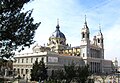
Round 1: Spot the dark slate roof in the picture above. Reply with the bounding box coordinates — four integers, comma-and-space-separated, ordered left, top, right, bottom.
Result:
51, 24, 66, 39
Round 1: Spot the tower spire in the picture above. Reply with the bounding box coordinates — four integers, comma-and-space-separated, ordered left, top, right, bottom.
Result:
56, 18, 60, 30
99, 24, 101, 33
57, 18, 59, 25
98, 23, 103, 36
84, 15, 88, 29
85, 15, 87, 24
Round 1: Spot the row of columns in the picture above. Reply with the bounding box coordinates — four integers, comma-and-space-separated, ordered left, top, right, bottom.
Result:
90, 62, 101, 73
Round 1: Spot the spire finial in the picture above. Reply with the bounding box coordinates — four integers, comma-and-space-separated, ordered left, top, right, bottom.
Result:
85, 15, 87, 24
83, 15, 88, 29
85, 15, 86, 22
98, 24, 103, 36
57, 18, 59, 25
99, 23, 101, 33
56, 18, 60, 30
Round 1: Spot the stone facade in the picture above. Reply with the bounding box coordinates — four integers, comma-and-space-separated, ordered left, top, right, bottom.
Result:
13, 52, 85, 80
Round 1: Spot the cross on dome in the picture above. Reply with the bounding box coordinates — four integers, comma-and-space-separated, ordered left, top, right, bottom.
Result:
56, 18, 60, 30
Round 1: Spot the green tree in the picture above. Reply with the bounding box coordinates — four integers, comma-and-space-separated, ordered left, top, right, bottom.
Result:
0, 0, 40, 58
64, 62, 76, 83
38, 58, 48, 81
76, 65, 90, 83
55, 69, 64, 82
30, 59, 39, 81
50, 69, 64, 82
31, 58, 48, 81
47, 63, 90, 83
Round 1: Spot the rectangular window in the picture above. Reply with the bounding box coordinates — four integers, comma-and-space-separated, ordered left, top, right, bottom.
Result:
83, 53, 85, 57
22, 58, 24, 63
26, 69, 28, 74
17, 69, 20, 74
31, 58, 33, 63
18, 59, 20, 63
26, 58, 28, 63
21, 69, 23, 74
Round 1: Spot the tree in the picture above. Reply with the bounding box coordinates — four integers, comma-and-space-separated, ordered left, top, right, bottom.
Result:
76, 65, 90, 83
46, 63, 90, 83
55, 69, 64, 81
38, 58, 48, 81
30, 59, 39, 81
64, 63, 90, 83
31, 58, 48, 82
50, 69, 65, 82
64, 62, 76, 83
0, 0, 41, 58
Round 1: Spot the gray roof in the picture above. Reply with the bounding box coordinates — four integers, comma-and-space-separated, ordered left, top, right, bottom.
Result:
50, 24, 66, 39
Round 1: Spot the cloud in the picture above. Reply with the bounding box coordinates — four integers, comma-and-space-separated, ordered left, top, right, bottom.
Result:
104, 23, 120, 62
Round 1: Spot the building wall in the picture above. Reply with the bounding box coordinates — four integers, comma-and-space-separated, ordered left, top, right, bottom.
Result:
101, 60, 113, 73
13, 52, 85, 80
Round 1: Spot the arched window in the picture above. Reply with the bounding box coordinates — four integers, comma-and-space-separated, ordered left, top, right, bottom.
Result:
87, 33, 89, 38
101, 39, 103, 43
36, 58, 38, 62
98, 38, 100, 43
60, 41, 63, 44
82, 32, 85, 38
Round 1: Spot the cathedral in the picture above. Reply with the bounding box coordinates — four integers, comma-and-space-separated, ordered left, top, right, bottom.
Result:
13, 18, 117, 80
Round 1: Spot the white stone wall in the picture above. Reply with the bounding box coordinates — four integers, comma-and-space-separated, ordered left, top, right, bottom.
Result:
13, 52, 85, 80
13, 52, 47, 80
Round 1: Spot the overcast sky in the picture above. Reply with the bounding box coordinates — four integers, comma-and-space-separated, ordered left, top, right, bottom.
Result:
21, 0, 120, 64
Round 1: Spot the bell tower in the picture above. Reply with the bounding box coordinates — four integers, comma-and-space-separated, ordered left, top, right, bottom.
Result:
80, 15, 90, 60
96, 24, 104, 59
96, 25, 104, 48
81, 15, 90, 45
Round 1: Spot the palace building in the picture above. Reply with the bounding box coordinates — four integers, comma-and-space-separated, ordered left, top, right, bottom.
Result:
13, 18, 117, 80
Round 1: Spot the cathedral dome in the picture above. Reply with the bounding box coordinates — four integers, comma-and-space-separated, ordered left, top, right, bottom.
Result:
50, 23, 66, 39
52, 27, 66, 39
48, 19, 66, 48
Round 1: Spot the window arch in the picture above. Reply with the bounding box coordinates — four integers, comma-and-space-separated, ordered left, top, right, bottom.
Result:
101, 39, 103, 43
97, 38, 100, 43
82, 32, 85, 38
87, 33, 89, 38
